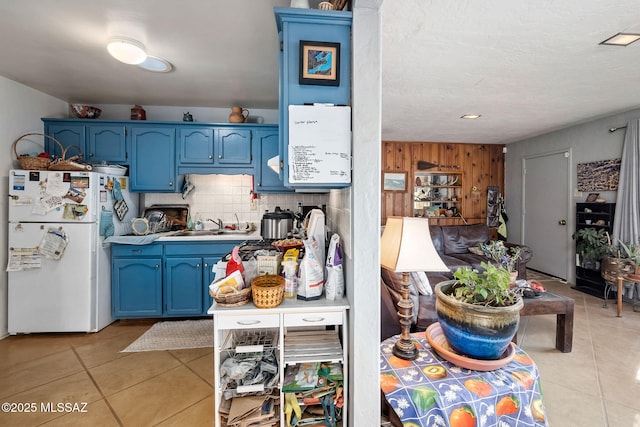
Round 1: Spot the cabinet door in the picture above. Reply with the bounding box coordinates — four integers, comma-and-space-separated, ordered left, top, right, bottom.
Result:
130, 126, 177, 192
112, 258, 162, 318
88, 124, 127, 163
255, 129, 293, 194
217, 128, 252, 165
45, 123, 86, 158
179, 127, 215, 164
203, 257, 218, 314
165, 257, 204, 316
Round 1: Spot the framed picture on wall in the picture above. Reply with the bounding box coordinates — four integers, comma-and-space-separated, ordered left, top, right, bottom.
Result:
299, 40, 340, 86
383, 172, 407, 191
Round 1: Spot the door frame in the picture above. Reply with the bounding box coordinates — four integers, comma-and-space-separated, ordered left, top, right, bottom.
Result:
521, 148, 573, 281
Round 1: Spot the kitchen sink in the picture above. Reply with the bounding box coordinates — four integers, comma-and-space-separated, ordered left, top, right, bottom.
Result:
169, 229, 225, 237
168, 228, 252, 237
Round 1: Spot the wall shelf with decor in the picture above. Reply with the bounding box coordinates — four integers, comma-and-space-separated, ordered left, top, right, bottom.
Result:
413, 171, 463, 220
574, 202, 616, 298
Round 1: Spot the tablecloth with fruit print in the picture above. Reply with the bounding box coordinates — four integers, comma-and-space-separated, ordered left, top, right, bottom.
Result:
380, 334, 548, 427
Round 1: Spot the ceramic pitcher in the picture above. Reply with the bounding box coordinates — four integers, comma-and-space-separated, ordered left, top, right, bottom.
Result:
229, 107, 249, 123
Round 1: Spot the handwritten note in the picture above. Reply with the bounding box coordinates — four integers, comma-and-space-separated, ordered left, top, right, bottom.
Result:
288, 105, 351, 184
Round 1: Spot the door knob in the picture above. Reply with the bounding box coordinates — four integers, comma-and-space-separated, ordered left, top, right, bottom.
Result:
559, 219, 567, 225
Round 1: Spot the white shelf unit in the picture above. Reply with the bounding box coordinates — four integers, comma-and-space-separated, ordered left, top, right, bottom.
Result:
210, 297, 350, 427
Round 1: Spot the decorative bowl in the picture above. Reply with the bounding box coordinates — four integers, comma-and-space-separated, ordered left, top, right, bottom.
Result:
70, 104, 102, 119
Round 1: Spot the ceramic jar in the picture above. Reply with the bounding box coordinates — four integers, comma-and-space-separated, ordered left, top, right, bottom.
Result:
229, 106, 249, 123
131, 105, 146, 120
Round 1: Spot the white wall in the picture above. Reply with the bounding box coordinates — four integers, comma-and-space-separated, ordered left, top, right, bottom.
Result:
350, 1, 382, 425
505, 108, 640, 283
0, 76, 69, 338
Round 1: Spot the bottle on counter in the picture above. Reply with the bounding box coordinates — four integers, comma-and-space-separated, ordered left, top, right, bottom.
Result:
186, 215, 193, 230
194, 214, 203, 231
282, 248, 299, 299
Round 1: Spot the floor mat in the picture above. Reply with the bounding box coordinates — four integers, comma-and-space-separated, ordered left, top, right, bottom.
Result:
121, 319, 213, 352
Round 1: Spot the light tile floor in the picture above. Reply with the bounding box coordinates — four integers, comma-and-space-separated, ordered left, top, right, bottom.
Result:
1, 280, 639, 426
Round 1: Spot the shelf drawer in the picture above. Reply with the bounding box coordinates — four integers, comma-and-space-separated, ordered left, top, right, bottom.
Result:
112, 244, 163, 257
216, 313, 279, 330
284, 311, 343, 327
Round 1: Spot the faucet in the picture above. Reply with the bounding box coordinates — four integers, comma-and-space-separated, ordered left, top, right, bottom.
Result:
207, 218, 223, 229
234, 213, 240, 230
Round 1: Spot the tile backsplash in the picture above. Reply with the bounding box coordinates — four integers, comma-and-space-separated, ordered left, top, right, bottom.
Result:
142, 174, 328, 227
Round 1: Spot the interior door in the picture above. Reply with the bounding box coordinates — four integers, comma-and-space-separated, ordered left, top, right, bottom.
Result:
523, 150, 571, 279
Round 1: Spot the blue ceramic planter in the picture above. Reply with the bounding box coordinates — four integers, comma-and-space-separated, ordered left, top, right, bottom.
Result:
435, 280, 523, 360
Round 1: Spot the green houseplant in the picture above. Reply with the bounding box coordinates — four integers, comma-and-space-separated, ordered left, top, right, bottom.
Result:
572, 227, 610, 270
434, 262, 523, 360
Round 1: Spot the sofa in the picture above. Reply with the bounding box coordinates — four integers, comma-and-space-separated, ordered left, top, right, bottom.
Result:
380, 223, 533, 337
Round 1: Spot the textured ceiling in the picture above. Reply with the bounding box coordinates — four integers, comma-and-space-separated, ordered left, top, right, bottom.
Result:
1, 1, 640, 144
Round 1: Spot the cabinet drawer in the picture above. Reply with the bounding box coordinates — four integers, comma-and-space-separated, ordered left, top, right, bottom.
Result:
284, 311, 343, 327
112, 244, 163, 257
216, 313, 279, 330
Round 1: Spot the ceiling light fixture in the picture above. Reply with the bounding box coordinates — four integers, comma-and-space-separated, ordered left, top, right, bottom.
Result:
137, 55, 173, 73
461, 114, 481, 119
600, 33, 640, 46
107, 37, 147, 64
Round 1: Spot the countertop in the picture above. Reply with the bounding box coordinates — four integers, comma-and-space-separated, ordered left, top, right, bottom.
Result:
106, 230, 262, 245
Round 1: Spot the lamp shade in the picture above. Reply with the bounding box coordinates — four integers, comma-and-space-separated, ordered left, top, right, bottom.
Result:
107, 37, 147, 65
380, 216, 448, 273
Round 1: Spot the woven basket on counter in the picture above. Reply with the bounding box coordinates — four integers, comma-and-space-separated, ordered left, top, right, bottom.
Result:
251, 275, 285, 309
210, 285, 252, 307
12, 132, 62, 170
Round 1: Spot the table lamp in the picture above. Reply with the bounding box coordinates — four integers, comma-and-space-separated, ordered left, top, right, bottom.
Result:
380, 216, 448, 360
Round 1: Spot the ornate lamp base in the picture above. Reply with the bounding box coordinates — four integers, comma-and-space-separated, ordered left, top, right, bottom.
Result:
392, 272, 418, 360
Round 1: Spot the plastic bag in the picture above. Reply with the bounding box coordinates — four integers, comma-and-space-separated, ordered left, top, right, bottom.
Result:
225, 245, 244, 277
325, 233, 344, 300
297, 235, 324, 300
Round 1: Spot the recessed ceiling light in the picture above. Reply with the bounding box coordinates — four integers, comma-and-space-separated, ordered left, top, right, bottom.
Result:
600, 33, 640, 46
107, 37, 147, 64
137, 55, 173, 73
461, 114, 481, 119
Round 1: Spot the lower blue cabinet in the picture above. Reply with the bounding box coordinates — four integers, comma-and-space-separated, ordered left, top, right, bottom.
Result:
165, 257, 204, 316
112, 258, 163, 318
112, 242, 238, 319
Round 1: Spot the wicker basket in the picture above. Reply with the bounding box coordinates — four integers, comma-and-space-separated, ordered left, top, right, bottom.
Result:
252, 275, 285, 308
12, 132, 62, 170
210, 285, 252, 307
49, 145, 90, 171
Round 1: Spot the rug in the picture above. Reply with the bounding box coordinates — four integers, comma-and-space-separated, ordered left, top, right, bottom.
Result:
121, 319, 213, 352
526, 268, 562, 282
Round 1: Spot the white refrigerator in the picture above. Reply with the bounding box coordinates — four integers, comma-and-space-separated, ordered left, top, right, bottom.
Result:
7, 169, 139, 334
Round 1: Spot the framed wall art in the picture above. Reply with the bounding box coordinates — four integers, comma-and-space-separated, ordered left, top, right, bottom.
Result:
383, 172, 407, 191
299, 40, 340, 86
577, 158, 621, 191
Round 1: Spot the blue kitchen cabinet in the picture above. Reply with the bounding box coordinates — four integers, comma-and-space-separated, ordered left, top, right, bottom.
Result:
112, 258, 163, 318
217, 128, 252, 165
178, 126, 215, 165
164, 257, 204, 316
44, 122, 85, 159
203, 257, 219, 314
87, 124, 127, 163
130, 126, 178, 192
254, 127, 293, 193
274, 8, 352, 189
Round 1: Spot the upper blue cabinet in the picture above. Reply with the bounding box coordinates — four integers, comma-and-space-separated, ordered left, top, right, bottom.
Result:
274, 7, 352, 189
44, 119, 127, 164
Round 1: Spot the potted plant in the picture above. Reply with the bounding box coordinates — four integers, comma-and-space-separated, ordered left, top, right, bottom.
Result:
479, 240, 523, 282
601, 235, 636, 284
572, 227, 610, 270
619, 241, 640, 279
434, 262, 523, 360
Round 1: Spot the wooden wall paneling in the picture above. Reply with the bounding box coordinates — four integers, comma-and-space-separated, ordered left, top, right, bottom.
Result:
439, 143, 464, 171
489, 145, 505, 194
463, 144, 489, 222
381, 141, 412, 223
